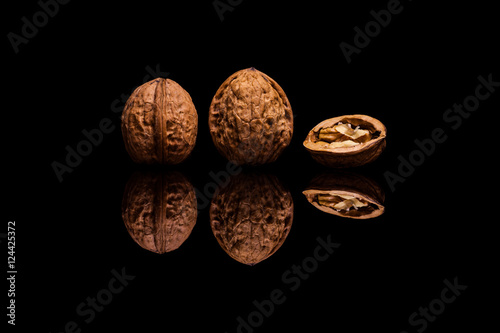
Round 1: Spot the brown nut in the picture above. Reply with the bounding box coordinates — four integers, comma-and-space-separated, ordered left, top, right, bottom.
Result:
209, 68, 293, 165
303, 114, 386, 168
121, 78, 198, 164
210, 173, 293, 265
121, 171, 197, 254
303, 171, 385, 219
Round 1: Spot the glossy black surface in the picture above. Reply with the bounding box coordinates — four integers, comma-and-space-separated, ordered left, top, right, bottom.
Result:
4, 1, 496, 332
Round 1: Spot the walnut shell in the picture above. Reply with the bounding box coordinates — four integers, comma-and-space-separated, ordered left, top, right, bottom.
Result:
209, 68, 293, 165
303, 114, 386, 168
303, 171, 385, 219
121, 171, 197, 254
210, 173, 293, 265
121, 78, 198, 164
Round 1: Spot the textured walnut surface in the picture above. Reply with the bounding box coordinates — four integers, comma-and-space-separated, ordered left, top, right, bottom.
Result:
304, 115, 386, 168
121, 78, 198, 164
122, 171, 197, 254
209, 68, 293, 165
210, 173, 293, 265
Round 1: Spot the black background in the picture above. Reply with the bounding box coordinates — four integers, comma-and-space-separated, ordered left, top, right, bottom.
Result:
4, 0, 498, 332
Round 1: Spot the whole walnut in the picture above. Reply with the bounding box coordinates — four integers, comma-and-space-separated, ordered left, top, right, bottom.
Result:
210, 173, 293, 265
121, 171, 197, 254
209, 68, 293, 165
121, 78, 198, 164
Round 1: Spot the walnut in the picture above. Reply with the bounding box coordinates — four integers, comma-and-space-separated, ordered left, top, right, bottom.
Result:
121, 78, 198, 164
209, 68, 293, 165
303, 115, 386, 168
303, 171, 385, 219
210, 173, 293, 265
121, 171, 197, 254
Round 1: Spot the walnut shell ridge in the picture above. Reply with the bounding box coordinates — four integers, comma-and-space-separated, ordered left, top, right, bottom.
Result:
210, 173, 294, 265
209, 68, 293, 165
121, 171, 197, 254
121, 78, 198, 164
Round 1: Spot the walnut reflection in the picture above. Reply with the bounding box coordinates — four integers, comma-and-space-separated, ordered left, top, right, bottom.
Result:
303, 171, 385, 219
210, 173, 293, 265
122, 171, 197, 254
